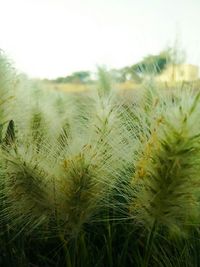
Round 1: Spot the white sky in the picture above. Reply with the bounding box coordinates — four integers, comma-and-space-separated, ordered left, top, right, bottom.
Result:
0, 0, 200, 78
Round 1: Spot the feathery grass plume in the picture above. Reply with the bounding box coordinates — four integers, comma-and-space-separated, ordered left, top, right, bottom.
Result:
118, 83, 164, 148
0, 50, 17, 138
48, 69, 126, 238
90, 69, 136, 194
115, 85, 164, 176
129, 89, 200, 235
88, 67, 118, 147
1, 143, 54, 232
106, 88, 158, 222
72, 70, 138, 243
52, 142, 115, 238
52, 123, 120, 239
97, 66, 112, 98
14, 87, 52, 153
45, 91, 93, 162
28, 107, 48, 151
55, 119, 71, 157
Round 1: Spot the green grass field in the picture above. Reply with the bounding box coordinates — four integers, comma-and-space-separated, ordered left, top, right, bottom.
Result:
1, 53, 200, 267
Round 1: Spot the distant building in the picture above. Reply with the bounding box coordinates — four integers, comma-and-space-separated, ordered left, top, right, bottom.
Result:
156, 64, 199, 82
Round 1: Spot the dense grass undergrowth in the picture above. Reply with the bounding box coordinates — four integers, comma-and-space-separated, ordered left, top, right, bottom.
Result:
1, 52, 200, 266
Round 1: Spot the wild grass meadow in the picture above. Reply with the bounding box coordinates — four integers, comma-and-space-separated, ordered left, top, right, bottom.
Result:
1, 51, 200, 266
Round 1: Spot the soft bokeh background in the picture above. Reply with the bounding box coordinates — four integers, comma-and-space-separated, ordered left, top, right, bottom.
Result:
0, 0, 199, 78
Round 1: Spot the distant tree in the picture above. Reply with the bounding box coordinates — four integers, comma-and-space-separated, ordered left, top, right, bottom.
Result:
66, 71, 91, 83
54, 77, 66, 83
54, 71, 91, 84
132, 49, 172, 75
52, 43, 186, 84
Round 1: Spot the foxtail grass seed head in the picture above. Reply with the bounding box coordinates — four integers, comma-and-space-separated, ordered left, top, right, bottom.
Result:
129, 91, 200, 235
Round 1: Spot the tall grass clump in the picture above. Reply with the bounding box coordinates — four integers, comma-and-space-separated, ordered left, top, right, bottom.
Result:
1, 57, 200, 266
48, 67, 129, 238
130, 89, 200, 235
1, 148, 53, 230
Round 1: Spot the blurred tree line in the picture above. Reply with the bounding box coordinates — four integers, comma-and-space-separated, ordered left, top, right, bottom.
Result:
49, 46, 185, 84
54, 71, 91, 84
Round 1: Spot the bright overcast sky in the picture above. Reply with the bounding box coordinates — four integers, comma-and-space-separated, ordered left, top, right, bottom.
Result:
0, 0, 200, 78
